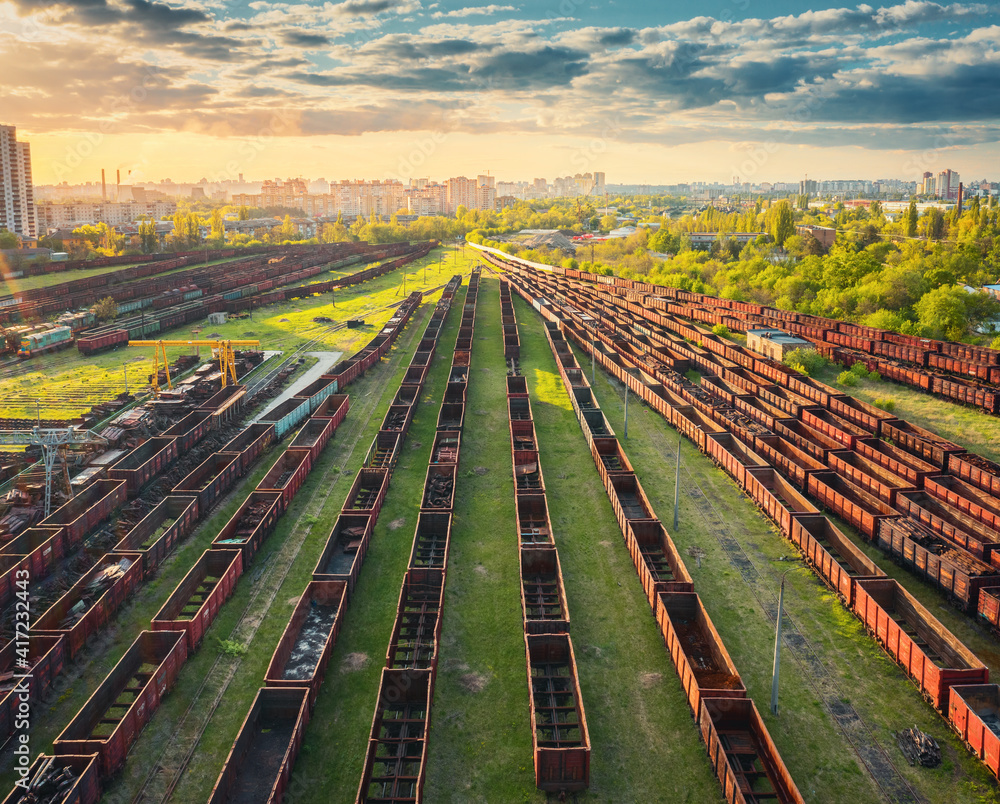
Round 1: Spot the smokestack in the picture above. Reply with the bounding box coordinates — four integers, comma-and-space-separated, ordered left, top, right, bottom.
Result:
101, 169, 106, 202
957, 182, 964, 215
116, 170, 120, 202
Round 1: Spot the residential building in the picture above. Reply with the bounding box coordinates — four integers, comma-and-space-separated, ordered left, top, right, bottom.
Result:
36, 200, 178, 230
796, 224, 836, 249
445, 176, 478, 213
936, 169, 959, 200
0, 125, 37, 238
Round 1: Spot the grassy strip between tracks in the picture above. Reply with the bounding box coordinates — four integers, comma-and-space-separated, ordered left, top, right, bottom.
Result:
560, 297, 1000, 803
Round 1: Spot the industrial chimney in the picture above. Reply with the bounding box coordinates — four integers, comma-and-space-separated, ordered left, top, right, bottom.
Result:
116, 169, 120, 202
101, 169, 106, 202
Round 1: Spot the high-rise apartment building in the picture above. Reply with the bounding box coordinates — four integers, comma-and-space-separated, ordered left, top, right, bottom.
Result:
0, 125, 37, 239
936, 169, 959, 199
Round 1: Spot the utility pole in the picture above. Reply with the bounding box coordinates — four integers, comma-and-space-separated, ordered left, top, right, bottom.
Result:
771, 570, 791, 715
624, 383, 629, 439
673, 431, 681, 530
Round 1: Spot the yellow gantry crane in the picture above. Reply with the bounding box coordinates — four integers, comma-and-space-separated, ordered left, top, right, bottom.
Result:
128, 339, 261, 395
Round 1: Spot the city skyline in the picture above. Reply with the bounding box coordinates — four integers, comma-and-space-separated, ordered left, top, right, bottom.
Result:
2, 1, 999, 184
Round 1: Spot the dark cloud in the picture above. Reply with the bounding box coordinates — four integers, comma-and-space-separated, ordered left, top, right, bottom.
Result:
123, 0, 209, 27
281, 31, 331, 47
337, 0, 397, 14
287, 66, 471, 92
469, 46, 589, 89
596, 28, 636, 47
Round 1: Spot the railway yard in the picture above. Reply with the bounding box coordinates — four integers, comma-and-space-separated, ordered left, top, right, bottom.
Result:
6, 241, 1000, 802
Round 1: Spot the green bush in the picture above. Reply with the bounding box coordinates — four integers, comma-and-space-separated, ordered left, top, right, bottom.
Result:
712, 323, 730, 337
873, 396, 896, 412
837, 370, 858, 387
783, 348, 828, 376
868, 370, 881, 382
850, 362, 869, 376
217, 639, 248, 658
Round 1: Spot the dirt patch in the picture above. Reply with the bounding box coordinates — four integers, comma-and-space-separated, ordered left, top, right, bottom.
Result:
388, 517, 406, 531
286, 595, 301, 607
473, 466, 488, 476
475, 410, 488, 416
599, 540, 612, 547
411, 441, 422, 450
459, 672, 489, 693
442, 659, 469, 672
341, 652, 369, 673
640, 672, 663, 689
474, 565, 488, 576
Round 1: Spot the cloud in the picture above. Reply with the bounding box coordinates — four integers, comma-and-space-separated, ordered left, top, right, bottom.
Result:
432, 4, 516, 19
280, 30, 332, 47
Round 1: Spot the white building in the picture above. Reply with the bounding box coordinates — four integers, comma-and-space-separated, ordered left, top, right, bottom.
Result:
37, 200, 178, 230
0, 125, 37, 238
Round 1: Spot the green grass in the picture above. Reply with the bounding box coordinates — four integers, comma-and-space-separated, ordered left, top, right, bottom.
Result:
551, 309, 1000, 803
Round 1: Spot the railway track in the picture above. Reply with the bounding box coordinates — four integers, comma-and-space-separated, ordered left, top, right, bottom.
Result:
594, 370, 922, 804
127, 297, 432, 804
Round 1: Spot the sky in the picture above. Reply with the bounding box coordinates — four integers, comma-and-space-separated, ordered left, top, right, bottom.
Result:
2, 0, 999, 185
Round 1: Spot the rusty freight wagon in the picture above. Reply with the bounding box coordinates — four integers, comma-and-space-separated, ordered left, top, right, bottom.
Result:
699, 697, 804, 804
437, 401, 465, 431
221, 422, 275, 477
520, 546, 571, 635
381, 403, 414, 435
288, 415, 338, 466
800, 407, 869, 450
208, 687, 310, 804
356, 669, 432, 803
385, 570, 445, 672
924, 474, 1000, 533
774, 418, 843, 463
790, 515, 885, 606
365, 431, 403, 472
0, 635, 65, 742
705, 432, 768, 490
854, 437, 938, 487
40, 480, 126, 547
827, 394, 896, 435
877, 518, 1000, 612
881, 420, 965, 470
53, 630, 187, 778
853, 578, 988, 709
948, 452, 1000, 499
172, 452, 241, 515
743, 467, 819, 536
151, 549, 243, 651
107, 437, 178, 497
656, 591, 746, 721
591, 437, 635, 485
0, 526, 64, 585
264, 580, 347, 711
31, 553, 141, 658
342, 467, 391, 520
807, 472, 900, 540
895, 490, 1000, 564
525, 633, 591, 792
211, 491, 283, 566
113, 496, 199, 578
828, 450, 918, 507
408, 513, 451, 585
420, 464, 455, 513
311, 393, 349, 429
161, 410, 213, 453
948, 684, 1000, 780
606, 473, 656, 533
312, 513, 374, 596
257, 448, 312, 514
430, 431, 461, 466
1, 753, 101, 804
625, 520, 695, 609
752, 434, 826, 490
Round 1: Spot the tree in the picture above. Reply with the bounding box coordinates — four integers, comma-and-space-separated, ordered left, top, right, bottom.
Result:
915, 285, 1000, 340
599, 214, 618, 232
279, 215, 297, 241
238, 205, 249, 221
905, 199, 918, 238
210, 208, 225, 241
0, 229, 18, 249
138, 218, 158, 254
768, 201, 795, 246
92, 296, 118, 323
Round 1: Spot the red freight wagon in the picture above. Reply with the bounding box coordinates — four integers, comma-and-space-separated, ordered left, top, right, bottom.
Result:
854, 579, 989, 709
895, 490, 1000, 564
211, 491, 283, 566
41, 480, 126, 547
366, 430, 403, 472
506, 374, 529, 398
774, 418, 843, 463
752, 434, 826, 490
854, 437, 938, 486
0, 635, 65, 742
197, 384, 247, 425
757, 385, 814, 417
208, 687, 310, 804
287, 415, 338, 467
524, 633, 591, 792
420, 464, 455, 513
408, 512, 452, 585
311, 392, 349, 428
0, 526, 64, 584
948, 452, 1000, 498
107, 437, 178, 497
979, 588, 1000, 633
606, 473, 656, 532
705, 432, 768, 491
924, 474, 1000, 533
161, 410, 213, 453
430, 430, 461, 467
520, 546, 571, 635
381, 403, 414, 434
264, 580, 347, 710
312, 512, 374, 597
53, 630, 187, 778
113, 495, 199, 578
257, 448, 312, 514
1, 753, 101, 804
172, 451, 241, 515
877, 517, 1000, 612
356, 669, 431, 802
807, 471, 899, 540
699, 697, 804, 804
31, 553, 141, 658
656, 591, 746, 721
221, 422, 275, 476
744, 467, 819, 535
624, 520, 695, 609
517, 494, 554, 547
151, 549, 243, 651
881, 419, 965, 470
385, 570, 445, 672
948, 684, 1000, 780
790, 514, 885, 605
800, 407, 868, 450
828, 450, 918, 507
